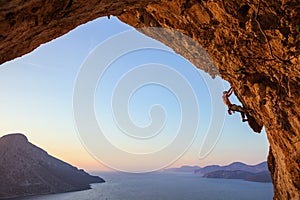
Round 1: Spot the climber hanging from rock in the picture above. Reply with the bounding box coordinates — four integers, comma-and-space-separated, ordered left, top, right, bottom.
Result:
222, 87, 248, 122
222, 87, 263, 133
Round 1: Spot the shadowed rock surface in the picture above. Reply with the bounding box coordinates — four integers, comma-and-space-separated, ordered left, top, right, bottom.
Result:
1, 0, 299, 199
0, 133, 105, 199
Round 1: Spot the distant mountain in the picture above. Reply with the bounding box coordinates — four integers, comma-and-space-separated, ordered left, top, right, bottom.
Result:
0, 133, 105, 199
164, 161, 268, 175
194, 161, 268, 174
164, 165, 201, 173
203, 170, 272, 183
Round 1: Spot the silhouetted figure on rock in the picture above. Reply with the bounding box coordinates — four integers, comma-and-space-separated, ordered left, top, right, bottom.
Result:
222, 87, 248, 122
222, 87, 263, 133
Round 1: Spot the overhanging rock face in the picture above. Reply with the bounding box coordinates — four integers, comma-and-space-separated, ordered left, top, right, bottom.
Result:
1, 1, 299, 199
0, 0, 156, 64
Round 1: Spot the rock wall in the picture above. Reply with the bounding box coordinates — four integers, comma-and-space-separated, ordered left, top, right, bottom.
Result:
0, 0, 155, 64
1, 0, 299, 199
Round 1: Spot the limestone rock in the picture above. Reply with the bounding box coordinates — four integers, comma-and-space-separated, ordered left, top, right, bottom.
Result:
1, 1, 299, 199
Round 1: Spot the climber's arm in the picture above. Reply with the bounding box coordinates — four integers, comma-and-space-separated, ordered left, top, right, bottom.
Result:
227, 87, 233, 96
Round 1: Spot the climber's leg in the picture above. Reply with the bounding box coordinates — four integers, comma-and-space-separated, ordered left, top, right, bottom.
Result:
229, 104, 246, 113
229, 104, 248, 122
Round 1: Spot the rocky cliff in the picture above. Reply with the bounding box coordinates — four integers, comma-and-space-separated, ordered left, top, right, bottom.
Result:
0, 133, 105, 198
0, 0, 299, 199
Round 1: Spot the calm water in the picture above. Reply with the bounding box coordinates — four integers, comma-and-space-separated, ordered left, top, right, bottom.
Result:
19, 172, 273, 200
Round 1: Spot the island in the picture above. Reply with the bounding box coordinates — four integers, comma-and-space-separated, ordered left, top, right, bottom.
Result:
0, 133, 105, 199
203, 170, 272, 183
164, 161, 272, 183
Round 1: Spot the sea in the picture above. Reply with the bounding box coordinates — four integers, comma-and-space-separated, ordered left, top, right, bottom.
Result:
17, 172, 274, 200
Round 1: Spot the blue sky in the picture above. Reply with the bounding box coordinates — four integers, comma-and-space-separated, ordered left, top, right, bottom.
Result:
0, 17, 269, 171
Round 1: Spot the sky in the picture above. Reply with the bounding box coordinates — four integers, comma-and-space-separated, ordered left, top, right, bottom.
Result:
0, 17, 270, 172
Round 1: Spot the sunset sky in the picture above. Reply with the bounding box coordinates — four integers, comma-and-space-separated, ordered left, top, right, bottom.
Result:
0, 17, 269, 172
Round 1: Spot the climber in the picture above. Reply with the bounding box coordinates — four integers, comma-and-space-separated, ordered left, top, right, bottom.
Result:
222, 87, 248, 122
